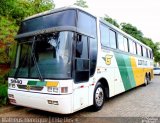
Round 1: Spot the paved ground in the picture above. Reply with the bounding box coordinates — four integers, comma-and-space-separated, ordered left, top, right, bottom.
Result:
0, 76, 160, 122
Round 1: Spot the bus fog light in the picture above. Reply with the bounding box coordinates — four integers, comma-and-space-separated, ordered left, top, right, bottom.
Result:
52, 88, 58, 93
8, 94, 14, 98
61, 87, 68, 93
47, 87, 52, 92
9, 99, 16, 103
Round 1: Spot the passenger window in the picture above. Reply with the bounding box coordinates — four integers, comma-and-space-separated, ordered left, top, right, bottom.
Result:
123, 37, 128, 52
129, 39, 136, 54
109, 30, 117, 49
146, 49, 149, 58
118, 33, 124, 51
143, 47, 147, 57
100, 23, 109, 47
129, 39, 133, 53
137, 43, 142, 56
141, 46, 143, 56
148, 50, 150, 58
133, 41, 137, 54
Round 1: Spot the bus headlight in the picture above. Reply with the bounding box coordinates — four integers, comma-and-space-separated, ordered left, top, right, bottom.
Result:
52, 87, 58, 93
47, 87, 52, 92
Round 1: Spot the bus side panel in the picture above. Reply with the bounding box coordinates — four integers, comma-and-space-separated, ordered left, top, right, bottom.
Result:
130, 56, 145, 86
114, 52, 137, 91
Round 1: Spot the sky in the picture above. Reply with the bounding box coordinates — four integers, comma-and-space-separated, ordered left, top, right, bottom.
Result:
54, 0, 160, 42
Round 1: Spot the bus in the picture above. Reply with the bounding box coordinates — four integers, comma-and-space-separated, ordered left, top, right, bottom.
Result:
8, 6, 154, 114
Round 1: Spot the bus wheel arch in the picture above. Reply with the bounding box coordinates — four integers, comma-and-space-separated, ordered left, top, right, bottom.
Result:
97, 78, 109, 99
91, 78, 109, 111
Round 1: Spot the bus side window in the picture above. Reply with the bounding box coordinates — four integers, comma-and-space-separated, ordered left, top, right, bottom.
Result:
109, 30, 117, 49
141, 46, 143, 56
143, 47, 147, 57
100, 23, 109, 47
123, 37, 129, 52
147, 49, 150, 58
146, 49, 149, 58
117, 33, 124, 51
137, 43, 142, 56
129, 39, 133, 53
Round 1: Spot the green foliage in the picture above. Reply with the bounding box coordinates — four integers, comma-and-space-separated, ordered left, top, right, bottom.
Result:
104, 17, 120, 28
0, 16, 18, 64
74, 0, 88, 8
120, 23, 160, 62
0, 84, 8, 105
0, 0, 54, 64
120, 23, 143, 41
0, 0, 55, 24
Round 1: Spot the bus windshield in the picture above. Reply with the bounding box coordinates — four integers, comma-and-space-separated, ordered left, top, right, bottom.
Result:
10, 31, 73, 79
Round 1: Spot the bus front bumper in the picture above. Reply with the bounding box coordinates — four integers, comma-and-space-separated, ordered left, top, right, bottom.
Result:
8, 89, 73, 114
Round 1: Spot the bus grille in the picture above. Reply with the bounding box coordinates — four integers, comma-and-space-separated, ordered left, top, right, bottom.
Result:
17, 85, 43, 91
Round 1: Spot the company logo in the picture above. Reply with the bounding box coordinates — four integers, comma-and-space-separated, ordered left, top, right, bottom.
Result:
26, 85, 30, 90
11, 79, 22, 84
105, 55, 113, 65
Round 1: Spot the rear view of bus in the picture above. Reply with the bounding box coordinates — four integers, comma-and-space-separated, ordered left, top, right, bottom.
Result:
8, 6, 98, 114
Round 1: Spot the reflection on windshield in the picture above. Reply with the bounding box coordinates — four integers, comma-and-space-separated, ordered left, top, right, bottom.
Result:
10, 31, 73, 79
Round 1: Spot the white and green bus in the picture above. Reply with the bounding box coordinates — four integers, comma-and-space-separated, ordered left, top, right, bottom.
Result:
8, 6, 154, 114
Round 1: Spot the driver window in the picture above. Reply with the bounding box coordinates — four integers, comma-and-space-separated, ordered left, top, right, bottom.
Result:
76, 34, 89, 59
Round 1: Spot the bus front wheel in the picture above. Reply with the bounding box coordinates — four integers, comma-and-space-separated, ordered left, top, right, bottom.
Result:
92, 82, 105, 111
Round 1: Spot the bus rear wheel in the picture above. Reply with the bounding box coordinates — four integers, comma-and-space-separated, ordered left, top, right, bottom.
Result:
144, 74, 149, 86
92, 82, 105, 111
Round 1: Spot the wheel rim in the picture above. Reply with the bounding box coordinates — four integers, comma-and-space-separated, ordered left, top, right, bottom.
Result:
95, 87, 104, 107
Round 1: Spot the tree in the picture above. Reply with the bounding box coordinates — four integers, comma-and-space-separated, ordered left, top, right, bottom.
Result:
120, 23, 143, 41
0, 0, 55, 64
120, 23, 160, 62
0, 0, 55, 24
104, 16, 120, 28
74, 0, 88, 8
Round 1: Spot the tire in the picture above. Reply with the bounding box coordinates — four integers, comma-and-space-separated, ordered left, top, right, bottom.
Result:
91, 82, 105, 111
144, 74, 149, 86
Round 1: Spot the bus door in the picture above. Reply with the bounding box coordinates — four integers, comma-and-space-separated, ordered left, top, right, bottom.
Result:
73, 33, 90, 110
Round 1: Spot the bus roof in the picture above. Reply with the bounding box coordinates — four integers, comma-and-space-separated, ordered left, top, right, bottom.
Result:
23, 5, 151, 50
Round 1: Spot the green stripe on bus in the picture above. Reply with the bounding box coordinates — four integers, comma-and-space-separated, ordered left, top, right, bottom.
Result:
123, 55, 136, 88
36, 81, 46, 86
27, 81, 37, 85
114, 53, 136, 90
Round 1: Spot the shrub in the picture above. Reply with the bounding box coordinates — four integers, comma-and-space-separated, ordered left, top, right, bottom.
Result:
0, 84, 8, 106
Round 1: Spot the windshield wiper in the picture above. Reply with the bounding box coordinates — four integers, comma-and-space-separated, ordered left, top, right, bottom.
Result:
31, 36, 44, 81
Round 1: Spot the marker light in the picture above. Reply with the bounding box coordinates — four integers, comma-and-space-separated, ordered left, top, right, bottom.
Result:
61, 87, 68, 93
